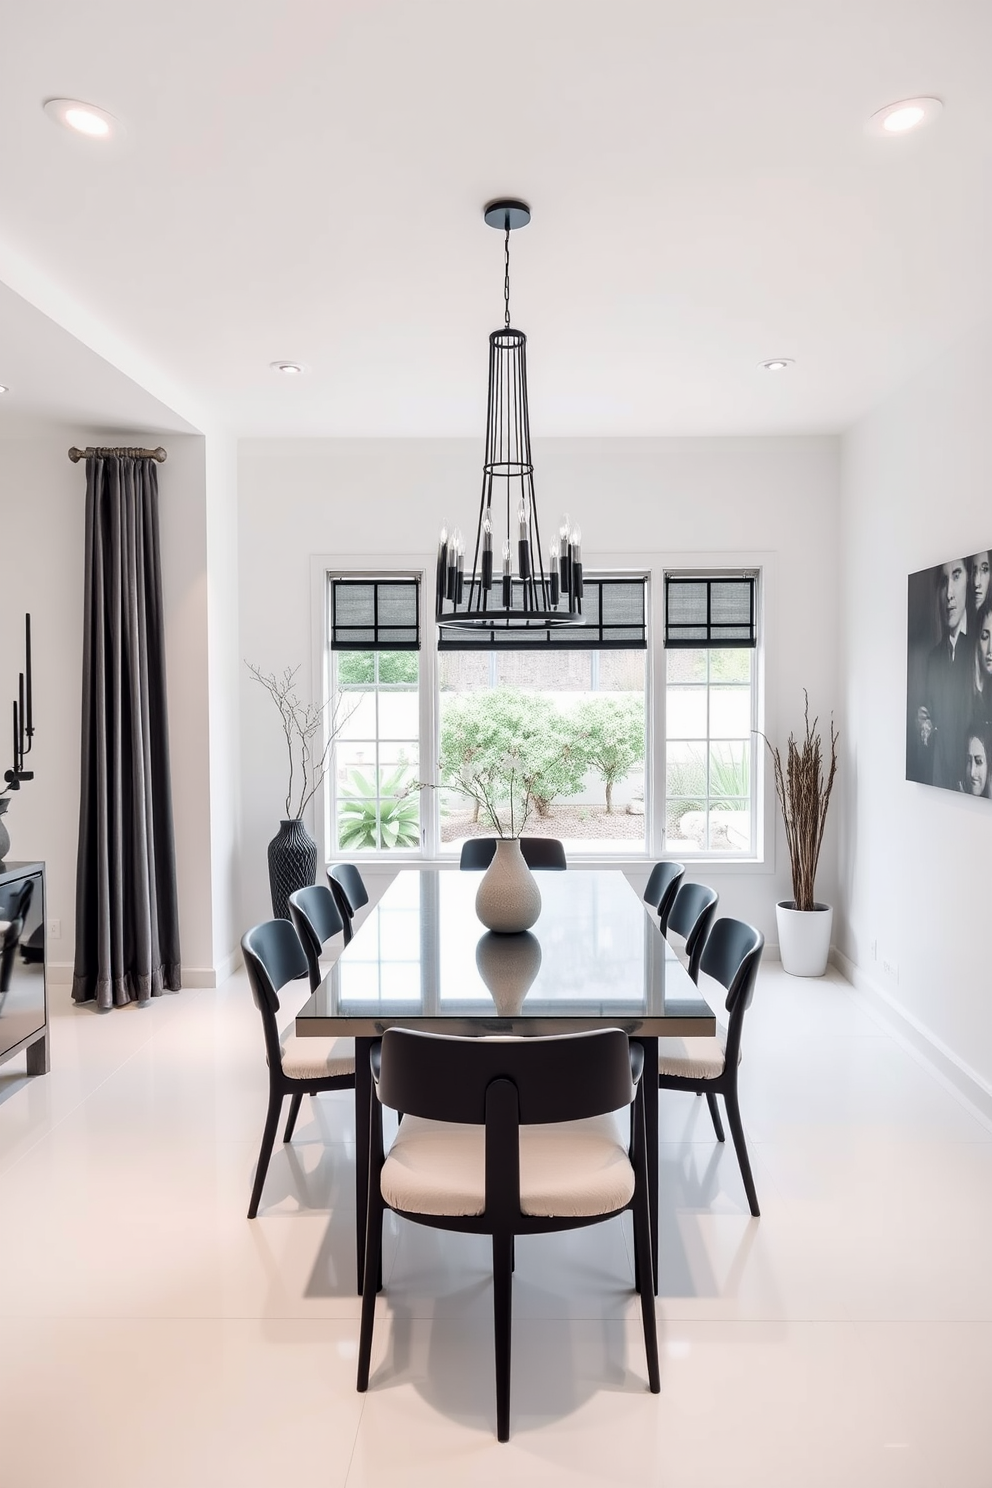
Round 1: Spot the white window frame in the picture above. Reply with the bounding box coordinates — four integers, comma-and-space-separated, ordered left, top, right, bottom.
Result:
311, 549, 774, 873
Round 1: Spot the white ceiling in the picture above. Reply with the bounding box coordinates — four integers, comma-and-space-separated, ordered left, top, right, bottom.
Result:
1, 0, 990, 439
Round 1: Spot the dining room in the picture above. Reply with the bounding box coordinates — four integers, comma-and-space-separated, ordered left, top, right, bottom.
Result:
2, 2, 992, 1484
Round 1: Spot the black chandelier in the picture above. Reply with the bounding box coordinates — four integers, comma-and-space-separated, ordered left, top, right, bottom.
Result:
436, 199, 584, 635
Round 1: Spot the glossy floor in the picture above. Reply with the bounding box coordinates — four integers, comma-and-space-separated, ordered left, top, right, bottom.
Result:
1, 962, 989, 1486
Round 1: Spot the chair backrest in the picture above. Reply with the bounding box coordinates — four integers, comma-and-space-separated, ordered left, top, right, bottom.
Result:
327, 863, 369, 942
643, 860, 685, 933
241, 919, 310, 1067
459, 837, 567, 871
374, 1027, 634, 1126
667, 881, 719, 983
699, 917, 764, 1065
288, 884, 346, 990
328, 862, 369, 915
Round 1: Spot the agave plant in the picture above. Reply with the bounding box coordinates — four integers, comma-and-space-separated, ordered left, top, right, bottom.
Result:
337, 766, 420, 850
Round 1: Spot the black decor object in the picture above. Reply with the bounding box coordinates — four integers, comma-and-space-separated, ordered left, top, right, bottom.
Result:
72, 451, 181, 1008
435, 199, 585, 641
3, 612, 36, 796
267, 819, 318, 920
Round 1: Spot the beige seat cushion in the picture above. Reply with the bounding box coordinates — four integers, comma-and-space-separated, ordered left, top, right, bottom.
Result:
380, 1111, 634, 1218
278, 1032, 355, 1080
657, 1026, 739, 1080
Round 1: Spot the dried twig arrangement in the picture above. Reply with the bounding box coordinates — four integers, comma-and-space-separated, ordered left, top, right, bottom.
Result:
247, 663, 357, 820
762, 692, 839, 912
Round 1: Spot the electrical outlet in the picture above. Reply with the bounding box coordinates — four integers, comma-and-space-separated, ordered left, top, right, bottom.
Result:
48, 918, 61, 939
870, 938, 878, 961
882, 957, 898, 983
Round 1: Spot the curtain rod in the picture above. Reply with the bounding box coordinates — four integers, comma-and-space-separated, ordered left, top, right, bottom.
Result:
68, 446, 167, 463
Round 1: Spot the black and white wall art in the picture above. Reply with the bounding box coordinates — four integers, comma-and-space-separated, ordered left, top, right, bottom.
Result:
907, 550, 992, 797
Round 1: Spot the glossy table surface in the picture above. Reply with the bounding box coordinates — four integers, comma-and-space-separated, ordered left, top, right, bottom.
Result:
296, 869, 715, 1038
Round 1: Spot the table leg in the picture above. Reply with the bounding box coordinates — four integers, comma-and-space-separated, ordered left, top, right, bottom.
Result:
25, 1031, 49, 1076
355, 1036, 373, 1296
633, 1036, 660, 1295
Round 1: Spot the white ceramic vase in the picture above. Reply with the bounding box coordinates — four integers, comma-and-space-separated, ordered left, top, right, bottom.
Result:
475, 838, 542, 934
776, 900, 833, 977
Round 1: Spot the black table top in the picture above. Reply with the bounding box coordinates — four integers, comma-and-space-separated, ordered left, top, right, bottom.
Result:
296, 869, 716, 1038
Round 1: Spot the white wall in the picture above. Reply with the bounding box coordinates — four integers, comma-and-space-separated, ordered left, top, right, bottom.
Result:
203, 434, 242, 979
839, 318, 992, 1096
0, 426, 228, 990
238, 435, 842, 941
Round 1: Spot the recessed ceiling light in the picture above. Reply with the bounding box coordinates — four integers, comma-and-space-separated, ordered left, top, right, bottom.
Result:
867, 97, 942, 137
43, 98, 120, 139
270, 360, 305, 375
0, 385, 8, 394
759, 358, 794, 372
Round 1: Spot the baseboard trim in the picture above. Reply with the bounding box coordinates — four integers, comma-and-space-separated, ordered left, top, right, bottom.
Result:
832, 947, 992, 1129
46, 952, 242, 992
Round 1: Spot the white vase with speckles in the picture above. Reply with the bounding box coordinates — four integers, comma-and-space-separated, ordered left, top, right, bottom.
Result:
475, 837, 542, 934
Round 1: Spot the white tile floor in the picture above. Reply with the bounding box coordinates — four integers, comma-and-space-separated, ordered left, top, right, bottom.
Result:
1, 961, 990, 1486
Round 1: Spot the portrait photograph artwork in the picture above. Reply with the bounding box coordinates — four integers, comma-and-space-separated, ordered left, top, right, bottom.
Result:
907, 549, 992, 798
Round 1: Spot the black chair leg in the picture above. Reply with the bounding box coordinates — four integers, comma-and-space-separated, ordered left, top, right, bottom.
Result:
631, 1175, 661, 1393
357, 1191, 383, 1391
492, 1232, 514, 1443
284, 1091, 304, 1142
248, 1086, 283, 1219
705, 1092, 725, 1142
724, 1085, 760, 1217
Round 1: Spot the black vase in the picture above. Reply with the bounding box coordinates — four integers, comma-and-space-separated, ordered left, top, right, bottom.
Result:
267, 818, 318, 920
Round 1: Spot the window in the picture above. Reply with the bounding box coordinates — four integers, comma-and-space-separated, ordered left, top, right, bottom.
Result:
328, 576, 422, 854
325, 567, 761, 859
436, 647, 647, 853
663, 572, 759, 856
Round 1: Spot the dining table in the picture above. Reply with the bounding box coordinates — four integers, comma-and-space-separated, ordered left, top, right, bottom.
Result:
295, 867, 716, 1293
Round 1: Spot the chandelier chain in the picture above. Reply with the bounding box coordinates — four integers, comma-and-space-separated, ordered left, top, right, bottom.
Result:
503, 225, 511, 329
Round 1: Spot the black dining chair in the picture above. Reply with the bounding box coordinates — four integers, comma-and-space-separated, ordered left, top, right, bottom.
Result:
666, 881, 719, 983
288, 884, 347, 990
643, 860, 685, 934
357, 1027, 660, 1441
459, 837, 567, 871
656, 917, 764, 1216
241, 919, 356, 1219
639, 863, 687, 928
327, 862, 370, 944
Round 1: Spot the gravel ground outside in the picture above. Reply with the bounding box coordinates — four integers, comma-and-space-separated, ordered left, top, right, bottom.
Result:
440, 804, 646, 842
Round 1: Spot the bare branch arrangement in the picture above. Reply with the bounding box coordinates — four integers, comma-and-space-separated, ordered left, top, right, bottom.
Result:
414, 753, 537, 838
247, 663, 357, 820
762, 691, 839, 912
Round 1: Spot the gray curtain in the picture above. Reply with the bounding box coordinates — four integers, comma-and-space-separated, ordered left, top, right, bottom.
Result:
72, 453, 181, 1008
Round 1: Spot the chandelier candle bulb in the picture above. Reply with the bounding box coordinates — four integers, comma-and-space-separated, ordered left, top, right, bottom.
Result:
481, 514, 493, 591
549, 545, 560, 608
445, 536, 457, 602
455, 539, 465, 605
502, 539, 512, 609
436, 527, 448, 615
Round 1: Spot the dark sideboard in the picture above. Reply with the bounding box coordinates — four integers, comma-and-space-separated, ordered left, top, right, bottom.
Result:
0, 860, 48, 1075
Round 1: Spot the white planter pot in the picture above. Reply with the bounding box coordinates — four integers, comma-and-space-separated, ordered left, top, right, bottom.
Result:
475, 838, 542, 933
776, 901, 833, 977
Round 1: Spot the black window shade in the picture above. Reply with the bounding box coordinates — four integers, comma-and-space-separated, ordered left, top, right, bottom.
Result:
330, 578, 420, 650
664, 574, 757, 649
438, 577, 647, 651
